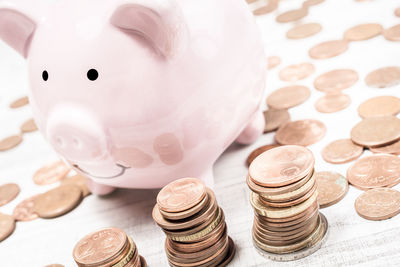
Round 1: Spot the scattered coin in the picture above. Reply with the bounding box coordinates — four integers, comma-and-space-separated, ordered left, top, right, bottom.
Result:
344, 23, 383, 41
351, 116, 400, 147
266, 85, 311, 110
315, 172, 348, 208
20, 118, 38, 133
253, 0, 279, 16
263, 109, 290, 133
276, 8, 308, 23
44, 264, 64, 267
383, 24, 400, 41
303, 0, 325, 7
0, 213, 15, 242
321, 139, 363, 164
61, 174, 91, 197
275, 119, 326, 146
286, 23, 322, 39
0, 134, 23, 151
309, 40, 349, 59
9, 96, 29, 109
33, 160, 70, 185
314, 69, 359, 93
347, 154, 400, 190
33, 184, 82, 218
0, 183, 20, 207
246, 0, 258, 3
315, 93, 351, 113
358, 96, 400, 118
355, 188, 400, 221
365, 66, 400, 88
12, 195, 39, 222
279, 63, 315, 82
246, 144, 281, 167
267, 56, 281, 70
369, 140, 400, 155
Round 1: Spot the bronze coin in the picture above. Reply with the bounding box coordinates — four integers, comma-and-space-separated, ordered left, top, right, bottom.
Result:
383, 24, 400, 41
0, 134, 23, 151
0, 213, 15, 242
351, 116, 400, 147
160, 192, 209, 221
0, 183, 20, 207
358, 96, 400, 118
286, 23, 322, 39
266, 85, 311, 110
61, 174, 91, 197
276, 8, 308, 23
315, 93, 351, 113
321, 139, 363, 164
365, 66, 400, 88
33, 161, 71, 185
267, 56, 281, 70
315, 171, 348, 208
9, 96, 29, 109
20, 118, 38, 133
215, 237, 235, 267
309, 40, 349, 59
33, 184, 82, 218
279, 63, 315, 82
314, 69, 359, 93
370, 140, 400, 155
347, 154, 400, 190
13, 195, 39, 221
355, 188, 400, 221
303, 0, 325, 7
140, 256, 147, 267
275, 119, 326, 146
253, 0, 279, 16
344, 23, 383, 41
246, 144, 280, 167
263, 109, 291, 133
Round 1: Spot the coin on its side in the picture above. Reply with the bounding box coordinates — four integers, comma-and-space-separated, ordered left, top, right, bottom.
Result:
9, 96, 29, 109
275, 119, 326, 146
276, 8, 308, 23
246, 144, 280, 167
383, 24, 400, 41
321, 139, 363, 164
314, 69, 359, 93
0, 135, 23, 151
0, 213, 15, 242
266, 85, 311, 110
33, 161, 70, 185
286, 23, 322, 39
0, 183, 20, 207
263, 109, 290, 133
309, 40, 349, 59
267, 56, 281, 70
357, 96, 400, 118
315, 93, 351, 113
279, 63, 315, 82
370, 140, 400, 155
365, 66, 400, 88
344, 23, 383, 41
315, 171, 348, 208
20, 118, 38, 133
355, 188, 400, 221
13, 195, 39, 222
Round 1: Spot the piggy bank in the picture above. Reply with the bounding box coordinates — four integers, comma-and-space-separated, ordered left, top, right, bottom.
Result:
0, 0, 266, 195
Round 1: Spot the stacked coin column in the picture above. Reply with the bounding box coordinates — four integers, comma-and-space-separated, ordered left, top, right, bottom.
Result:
246, 145, 328, 261
152, 178, 235, 267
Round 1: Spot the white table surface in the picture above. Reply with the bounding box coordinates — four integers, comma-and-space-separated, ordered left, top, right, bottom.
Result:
1, 0, 400, 266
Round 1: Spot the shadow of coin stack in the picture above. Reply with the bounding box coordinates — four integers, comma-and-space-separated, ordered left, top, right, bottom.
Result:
246, 145, 329, 261
152, 178, 235, 267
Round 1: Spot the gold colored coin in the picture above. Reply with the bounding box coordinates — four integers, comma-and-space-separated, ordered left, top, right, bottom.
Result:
286, 23, 322, 39
263, 109, 290, 133
0, 183, 20, 207
314, 69, 359, 93
266, 85, 311, 110
344, 23, 383, 41
358, 96, 400, 118
309, 40, 349, 59
0, 135, 23, 151
315, 93, 351, 113
20, 118, 38, 133
9, 96, 28, 109
383, 24, 400, 41
365, 66, 400, 88
276, 8, 308, 23
0, 213, 15, 242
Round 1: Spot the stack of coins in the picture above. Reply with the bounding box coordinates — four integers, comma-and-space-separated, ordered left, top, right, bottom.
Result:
247, 145, 328, 261
152, 178, 235, 267
73, 227, 146, 267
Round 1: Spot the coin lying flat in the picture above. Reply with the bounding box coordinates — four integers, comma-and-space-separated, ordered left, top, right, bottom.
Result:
267, 56, 281, 70
12, 195, 39, 222
279, 63, 315, 82
351, 116, 400, 147
253, 0, 278, 16
370, 140, 400, 155
315, 93, 351, 113
355, 188, 400, 221
309, 40, 349, 59
33, 161, 70, 185
286, 23, 322, 39
266, 85, 311, 110
9, 96, 28, 109
344, 23, 383, 41
347, 154, 400, 190
61, 174, 91, 197
246, 144, 280, 167
365, 66, 400, 88
20, 118, 38, 133
321, 139, 363, 164
0, 213, 15, 242
303, 0, 325, 7
315, 172, 348, 208
383, 24, 400, 41
358, 96, 400, 118
0, 183, 20, 207
275, 119, 326, 146
276, 8, 308, 23
263, 109, 290, 133
0, 135, 23, 151
314, 69, 359, 93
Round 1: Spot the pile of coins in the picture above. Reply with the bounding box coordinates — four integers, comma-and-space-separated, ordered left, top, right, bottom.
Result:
247, 145, 328, 261
73, 227, 147, 267
152, 178, 235, 267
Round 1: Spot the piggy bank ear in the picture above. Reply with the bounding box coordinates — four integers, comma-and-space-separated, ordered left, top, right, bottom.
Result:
0, 8, 36, 58
110, 4, 180, 58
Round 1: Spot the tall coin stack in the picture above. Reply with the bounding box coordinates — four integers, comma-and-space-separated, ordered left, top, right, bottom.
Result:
73, 227, 147, 267
152, 178, 235, 267
247, 145, 328, 261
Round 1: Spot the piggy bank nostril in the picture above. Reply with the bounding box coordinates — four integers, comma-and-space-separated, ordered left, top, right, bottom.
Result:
55, 136, 65, 148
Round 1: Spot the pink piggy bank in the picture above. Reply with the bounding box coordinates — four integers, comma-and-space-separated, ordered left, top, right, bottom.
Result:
0, 0, 266, 195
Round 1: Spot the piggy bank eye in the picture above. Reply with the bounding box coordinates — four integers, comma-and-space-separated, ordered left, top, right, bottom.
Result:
42, 70, 48, 81
87, 69, 98, 81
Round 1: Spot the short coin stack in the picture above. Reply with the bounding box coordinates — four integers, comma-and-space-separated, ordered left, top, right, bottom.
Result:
73, 227, 147, 267
153, 178, 235, 267
247, 145, 328, 261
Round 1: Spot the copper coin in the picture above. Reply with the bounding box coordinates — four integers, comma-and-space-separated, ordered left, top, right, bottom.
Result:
351, 116, 400, 147
20, 118, 38, 133
355, 188, 400, 221
0, 134, 23, 151
247, 144, 280, 167
383, 24, 400, 41
73, 227, 128, 266
33, 160, 70, 185
358, 96, 400, 118
9, 96, 28, 109
315, 93, 351, 113
160, 192, 209, 221
0, 183, 20, 207
246, 0, 258, 3
13, 195, 39, 221
33, 184, 82, 218
286, 23, 322, 39
0, 213, 15, 242
347, 154, 400, 190
276, 8, 308, 23
395, 8, 400, 17
315, 171, 348, 208
249, 145, 314, 187
267, 56, 281, 70
344, 23, 383, 41
370, 140, 400, 155
365, 66, 400, 88
314, 69, 359, 93
44, 264, 64, 267
275, 119, 326, 146
321, 139, 363, 164
157, 178, 206, 213
303, 0, 325, 7
266, 85, 311, 110
263, 109, 290, 133
309, 40, 349, 59
61, 174, 91, 197
253, 0, 279, 16
279, 63, 315, 82
212, 237, 235, 267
